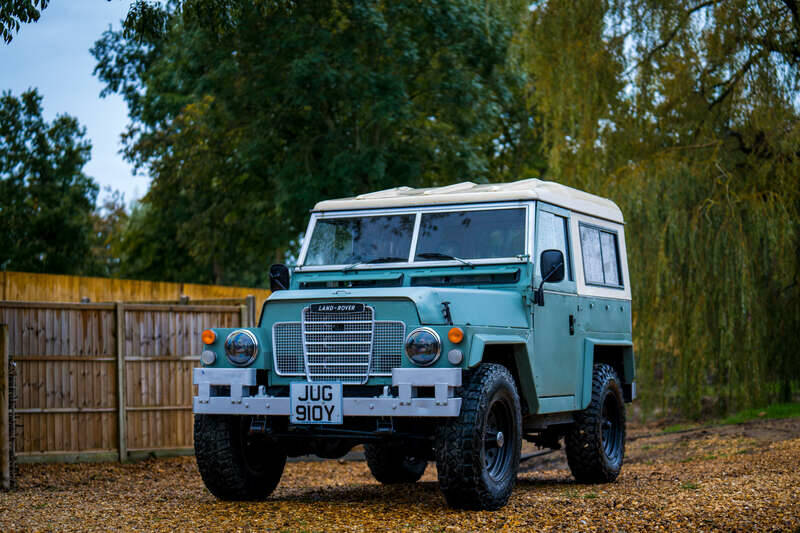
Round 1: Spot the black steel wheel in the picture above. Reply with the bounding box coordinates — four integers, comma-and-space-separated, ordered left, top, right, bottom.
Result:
565, 364, 626, 483
484, 393, 515, 482
435, 363, 522, 510
194, 415, 286, 500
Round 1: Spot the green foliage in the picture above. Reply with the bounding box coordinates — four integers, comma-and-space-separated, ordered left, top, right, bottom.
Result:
721, 402, 800, 425
661, 423, 702, 435
92, 0, 538, 286
1, 0, 49, 43
661, 401, 800, 429
0, 89, 100, 275
86, 188, 130, 278
526, 0, 800, 417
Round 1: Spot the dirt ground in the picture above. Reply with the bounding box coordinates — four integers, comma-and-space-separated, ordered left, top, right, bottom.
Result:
1, 418, 799, 532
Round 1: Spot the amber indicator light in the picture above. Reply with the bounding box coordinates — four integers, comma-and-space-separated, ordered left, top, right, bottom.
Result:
447, 327, 464, 344
201, 329, 216, 345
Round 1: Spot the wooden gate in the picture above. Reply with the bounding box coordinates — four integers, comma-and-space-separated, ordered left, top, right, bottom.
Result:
0, 300, 251, 462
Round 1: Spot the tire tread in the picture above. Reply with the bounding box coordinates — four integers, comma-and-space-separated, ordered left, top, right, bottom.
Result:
194, 414, 286, 500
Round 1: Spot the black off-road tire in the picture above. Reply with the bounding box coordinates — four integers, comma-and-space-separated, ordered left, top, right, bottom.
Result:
194, 414, 286, 500
435, 363, 522, 510
364, 442, 428, 484
565, 364, 626, 483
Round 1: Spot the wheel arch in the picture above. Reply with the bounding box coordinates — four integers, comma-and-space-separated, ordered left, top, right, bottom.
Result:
467, 334, 537, 415
581, 338, 636, 409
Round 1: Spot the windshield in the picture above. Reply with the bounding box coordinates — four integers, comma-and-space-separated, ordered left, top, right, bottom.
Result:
304, 214, 415, 266
415, 208, 525, 261
302, 206, 526, 267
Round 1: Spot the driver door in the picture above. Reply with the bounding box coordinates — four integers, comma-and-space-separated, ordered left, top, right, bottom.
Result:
531, 203, 581, 411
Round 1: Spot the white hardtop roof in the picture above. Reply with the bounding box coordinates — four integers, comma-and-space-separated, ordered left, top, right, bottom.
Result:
313, 178, 624, 223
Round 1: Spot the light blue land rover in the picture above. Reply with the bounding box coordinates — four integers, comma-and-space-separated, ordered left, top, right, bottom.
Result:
193, 178, 635, 510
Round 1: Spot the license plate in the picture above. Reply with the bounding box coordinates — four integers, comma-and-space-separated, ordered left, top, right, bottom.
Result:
290, 382, 343, 424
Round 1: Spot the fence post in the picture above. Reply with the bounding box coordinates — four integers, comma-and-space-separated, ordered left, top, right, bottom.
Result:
1, 325, 9, 490
246, 295, 256, 327
115, 302, 127, 463
239, 303, 247, 328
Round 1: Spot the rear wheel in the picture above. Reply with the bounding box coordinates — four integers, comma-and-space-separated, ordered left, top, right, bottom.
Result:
565, 364, 626, 483
194, 415, 286, 500
434, 363, 522, 510
364, 442, 428, 484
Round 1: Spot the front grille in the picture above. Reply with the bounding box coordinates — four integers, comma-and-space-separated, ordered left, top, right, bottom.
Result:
372, 321, 406, 373
304, 306, 373, 384
273, 322, 304, 374
272, 307, 405, 383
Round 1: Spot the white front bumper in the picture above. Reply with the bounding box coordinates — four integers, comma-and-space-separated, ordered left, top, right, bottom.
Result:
192, 367, 463, 417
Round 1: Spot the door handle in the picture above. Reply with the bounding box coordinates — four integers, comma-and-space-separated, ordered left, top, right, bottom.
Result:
569, 314, 575, 335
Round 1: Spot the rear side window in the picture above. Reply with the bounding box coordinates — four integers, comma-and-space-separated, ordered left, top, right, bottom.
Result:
579, 224, 622, 288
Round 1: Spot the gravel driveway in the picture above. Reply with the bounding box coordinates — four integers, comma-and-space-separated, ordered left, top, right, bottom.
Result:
1, 418, 798, 532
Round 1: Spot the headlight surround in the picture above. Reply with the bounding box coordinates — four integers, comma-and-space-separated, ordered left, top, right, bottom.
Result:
405, 327, 442, 367
224, 330, 259, 366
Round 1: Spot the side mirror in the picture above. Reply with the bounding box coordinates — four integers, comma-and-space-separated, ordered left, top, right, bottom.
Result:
269, 264, 290, 292
534, 249, 565, 306
540, 249, 565, 283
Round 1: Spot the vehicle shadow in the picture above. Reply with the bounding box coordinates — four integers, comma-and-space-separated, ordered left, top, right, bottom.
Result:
275, 480, 444, 507
514, 476, 575, 488
264, 474, 576, 508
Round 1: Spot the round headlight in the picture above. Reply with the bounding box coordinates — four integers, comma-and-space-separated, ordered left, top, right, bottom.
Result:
224, 330, 258, 366
405, 327, 441, 367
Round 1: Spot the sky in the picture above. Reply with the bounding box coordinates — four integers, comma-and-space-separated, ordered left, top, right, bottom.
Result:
0, 1, 151, 207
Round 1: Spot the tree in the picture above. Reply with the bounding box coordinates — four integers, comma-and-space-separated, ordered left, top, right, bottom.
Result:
92, 0, 539, 286
1, 0, 49, 43
87, 187, 129, 278
524, 0, 800, 415
0, 89, 100, 274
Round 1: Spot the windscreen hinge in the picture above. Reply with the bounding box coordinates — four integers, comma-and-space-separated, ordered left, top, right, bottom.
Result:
441, 301, 453, 325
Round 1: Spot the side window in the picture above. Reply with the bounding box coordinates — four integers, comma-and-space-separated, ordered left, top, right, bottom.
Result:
579, 223, 623, 288
537, 211, 572, 281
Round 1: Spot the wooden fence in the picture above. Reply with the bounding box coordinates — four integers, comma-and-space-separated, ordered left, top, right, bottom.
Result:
0, 299, 255, 463
1, 325, 11, 488
0, 271, 271, 308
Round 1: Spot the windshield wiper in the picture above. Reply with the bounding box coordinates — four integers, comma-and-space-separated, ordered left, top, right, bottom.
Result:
343, 256, 407, 272
417, 252, 474, 268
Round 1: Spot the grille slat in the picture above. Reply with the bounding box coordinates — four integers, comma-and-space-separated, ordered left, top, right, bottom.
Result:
307, 362, 369, 366
306, 352, 371, 356
303, 320, 373, 324
272, 306, 405, 381
305, 341, 371, 345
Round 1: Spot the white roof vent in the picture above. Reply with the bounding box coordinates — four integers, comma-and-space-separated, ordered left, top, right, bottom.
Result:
356, 186, 414, 199
422, 182, 477, 195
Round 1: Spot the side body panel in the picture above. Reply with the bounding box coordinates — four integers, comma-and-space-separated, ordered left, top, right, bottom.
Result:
571, 210, 634, 408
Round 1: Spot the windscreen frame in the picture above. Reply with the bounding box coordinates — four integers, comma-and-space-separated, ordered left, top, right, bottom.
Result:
296, 201, 533, 271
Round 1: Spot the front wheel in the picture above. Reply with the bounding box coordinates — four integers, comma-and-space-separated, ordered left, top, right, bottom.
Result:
194, 415, 286, 500
435, 363, 522, 510
565, 364, 626, 483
